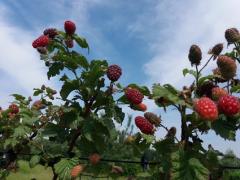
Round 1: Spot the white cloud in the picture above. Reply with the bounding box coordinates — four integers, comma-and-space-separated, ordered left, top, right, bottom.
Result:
128, 0, 240, 155
0, 6, 55, 107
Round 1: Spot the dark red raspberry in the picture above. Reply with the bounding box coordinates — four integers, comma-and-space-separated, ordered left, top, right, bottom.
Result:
107, 65, 122, 82
43, 28, 58, 38
135, 116, 154, 135
125, 88, 143, 104
218, 95, 240, 116
9, 104, 19, 114
65, 39, 74, 48
188, 45, 202, 66
32, 35, 49, 48
64, 20, 76, 35
194, 97, 218, 121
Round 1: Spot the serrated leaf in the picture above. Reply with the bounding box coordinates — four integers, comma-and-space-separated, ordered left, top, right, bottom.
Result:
11, 94, 25, 101
73, 35, 89, 50
29, 155, 40, 168
47, 62, 64, 79
60, 79, 79, 100
54, 158, 79, 180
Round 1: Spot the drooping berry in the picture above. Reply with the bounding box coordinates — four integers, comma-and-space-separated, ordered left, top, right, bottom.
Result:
188, 45, 202, 66
165, 127, 177, 138
225, 28, 240, 44
136, 103, 147, 112
64, 20, 76, 35
70, 165, 84, 178
32, 35, 49, 48
211, 87, 228, 101
209, 43, 223, 59
106, 65, 122, 82
37, 47, 47, 54
43, 28, 58, 38
194, 97, 218, 121
89, 153, 101, 165
144, 112, 161, 126
217, 55, 237, 80
125, 88, 143, 105
9, 104, 19, 114
65, 39, 74, 48
218, 95, 240, 116
135, 116, 154, 135
32, 100, 46, 110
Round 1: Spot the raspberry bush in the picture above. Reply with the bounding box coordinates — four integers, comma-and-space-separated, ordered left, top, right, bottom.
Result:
1, 20, 240, 179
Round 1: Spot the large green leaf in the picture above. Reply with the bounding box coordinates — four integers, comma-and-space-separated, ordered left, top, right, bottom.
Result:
54, 158, 79, 180
60, 79, 79, 100
29, 155, 40, 168
47, 62, 64, 79
172, 150, 209, 180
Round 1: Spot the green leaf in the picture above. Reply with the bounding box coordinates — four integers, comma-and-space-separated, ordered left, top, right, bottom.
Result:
11, 94, 25, 101
230, 85, 240, 93
198, 75, 214, 86
73, 35, 89, 50
33, 89, 43, 96
152, 84, 186, 106
54, 158, 79, 180
60, 79, 79, 100
29, 155, 40, 168
47, 62, 64, 79
182, 68, 198, 78
172, 150, 209, 180
211, 115, 238, 140
71, 51, 89, 69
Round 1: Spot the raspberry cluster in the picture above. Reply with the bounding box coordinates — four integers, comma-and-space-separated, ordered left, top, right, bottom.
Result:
135, 116, 154, 135
107, 64, 122, 82
125, 88, 143, 105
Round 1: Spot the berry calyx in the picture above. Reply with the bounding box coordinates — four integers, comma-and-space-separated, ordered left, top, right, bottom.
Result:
32, 35, 49, 48
135, 116, 154, 135
107, 64, 122, 82
89, 153, 101, 165
125, 88, 143, 105
70, 165, 84, 178
218, 95, 240, 116
65, 39, 74, 48
9, 104, 19, 114
64, 20, 76, 35
194, 97, 218, 121
211, 87, 228, 101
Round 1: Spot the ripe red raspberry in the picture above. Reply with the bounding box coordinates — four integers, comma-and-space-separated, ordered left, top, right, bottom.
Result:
125, 88, 143, 105
89, 153, 101, 165
107, 65, 122, 82
135, 116, 154, 135
211, 87, 228, 101
9, 104, 19, 114
64, 20, 76, 35
218, 95, 240, 116
194, 97, 218, 121
70, 165, 84, 178
43, 28, 58, 38
32, 35, 49, 48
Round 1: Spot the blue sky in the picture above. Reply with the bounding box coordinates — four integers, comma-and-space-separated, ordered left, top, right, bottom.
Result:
1, 0, 240, 156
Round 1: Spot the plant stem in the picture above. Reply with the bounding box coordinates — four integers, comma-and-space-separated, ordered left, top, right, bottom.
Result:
199, 55, 214, 74
180, 106, 188, 148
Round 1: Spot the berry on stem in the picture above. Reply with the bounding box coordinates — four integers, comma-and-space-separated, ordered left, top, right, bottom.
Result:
125, 88, 143, 105
218, 95, 240, 116
70, 165, 84, 178
9, 104, 19, 114
32, 35, 49, 48
194, 97, 218, 121
64, 20, 76, 35
107, 64, 122, 82
89, 153, 101, 165
135, 116, 154, 135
